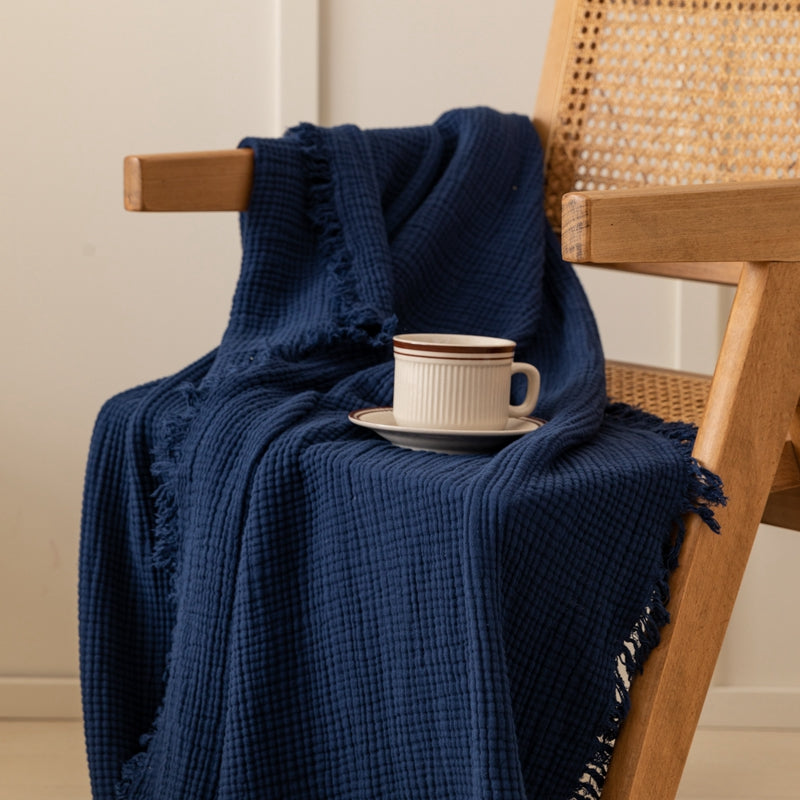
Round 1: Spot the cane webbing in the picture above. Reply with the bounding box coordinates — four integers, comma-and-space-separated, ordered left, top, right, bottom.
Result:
606, 360, 711, 425
545, 0, 800, 231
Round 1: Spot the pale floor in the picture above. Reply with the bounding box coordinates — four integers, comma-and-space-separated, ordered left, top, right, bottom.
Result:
0, 721, 797, 799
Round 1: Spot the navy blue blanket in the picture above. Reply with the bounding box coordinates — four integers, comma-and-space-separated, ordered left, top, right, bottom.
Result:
80, 108, 722, 799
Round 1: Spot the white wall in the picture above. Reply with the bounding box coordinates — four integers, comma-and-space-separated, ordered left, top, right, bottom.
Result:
319, 1, 543, 128
2, 0, 797, 727
1, 0, 278, 714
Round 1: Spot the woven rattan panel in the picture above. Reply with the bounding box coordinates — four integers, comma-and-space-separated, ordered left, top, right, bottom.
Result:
545, 0, 800, 230
606, 361, 711, 424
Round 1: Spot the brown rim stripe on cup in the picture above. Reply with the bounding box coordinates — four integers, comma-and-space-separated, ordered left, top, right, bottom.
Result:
393, 351, 512, 362
393, 342, 515, 355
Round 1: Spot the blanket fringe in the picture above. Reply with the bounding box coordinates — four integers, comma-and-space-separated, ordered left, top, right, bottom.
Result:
151, 381, 204, 580
573, 403, 725, 800
115, 383, 206, 798
115, 733, 153, 800
291, 123, 396, 353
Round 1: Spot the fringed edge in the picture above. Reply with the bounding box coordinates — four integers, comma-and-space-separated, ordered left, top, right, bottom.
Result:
114, 383, 206, 799
115, 733, 153, 800
604, 401, 726, 544
290, 122, 397, 353
576, 590, 670, 799
572, 402, 726, 800
150, 381, 205, 580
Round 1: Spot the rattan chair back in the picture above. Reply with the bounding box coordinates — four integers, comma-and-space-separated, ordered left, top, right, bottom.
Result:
537, 0, 800, 232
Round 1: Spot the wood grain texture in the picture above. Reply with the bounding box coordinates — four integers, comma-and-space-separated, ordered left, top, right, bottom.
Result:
123, 149, 253, 212
562, 180, 800, 266
582, 260, 742, 285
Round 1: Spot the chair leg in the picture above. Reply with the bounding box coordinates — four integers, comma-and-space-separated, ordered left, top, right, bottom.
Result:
603, 261, 800, 800
762, 404, 800, 529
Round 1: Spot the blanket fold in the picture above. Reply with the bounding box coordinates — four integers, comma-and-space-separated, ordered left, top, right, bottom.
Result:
80, 107, 722, 799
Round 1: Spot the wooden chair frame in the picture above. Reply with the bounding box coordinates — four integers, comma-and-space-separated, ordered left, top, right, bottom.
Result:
120, 4, 800, 797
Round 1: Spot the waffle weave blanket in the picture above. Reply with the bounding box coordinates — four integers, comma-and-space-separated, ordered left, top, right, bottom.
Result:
79, 108, 722, 799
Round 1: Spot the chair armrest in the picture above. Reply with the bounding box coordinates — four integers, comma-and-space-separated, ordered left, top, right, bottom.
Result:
562, 179, 800, 264
124, 149, 253, 211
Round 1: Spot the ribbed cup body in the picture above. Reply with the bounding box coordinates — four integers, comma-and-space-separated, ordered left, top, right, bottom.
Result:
393, 355, 512, 430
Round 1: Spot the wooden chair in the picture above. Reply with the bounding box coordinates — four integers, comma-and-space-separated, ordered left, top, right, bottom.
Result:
122, 1, 800, 796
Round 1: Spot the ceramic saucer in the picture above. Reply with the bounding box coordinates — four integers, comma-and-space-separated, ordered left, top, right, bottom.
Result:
348, 407, 545, 455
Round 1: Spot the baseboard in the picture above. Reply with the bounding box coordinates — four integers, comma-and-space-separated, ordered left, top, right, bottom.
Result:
0, 677, 82, 719
699, 686, 800, 730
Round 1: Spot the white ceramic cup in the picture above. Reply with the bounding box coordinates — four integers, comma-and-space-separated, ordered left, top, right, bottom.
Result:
392, 333, 540, 430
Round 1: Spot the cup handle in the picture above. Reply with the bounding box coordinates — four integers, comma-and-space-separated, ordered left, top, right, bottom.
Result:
509, 362, 540, 418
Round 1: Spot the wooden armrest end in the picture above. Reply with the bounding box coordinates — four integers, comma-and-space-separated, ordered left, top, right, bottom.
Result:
124, 149, 254, 212
562, 179, 800, 265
